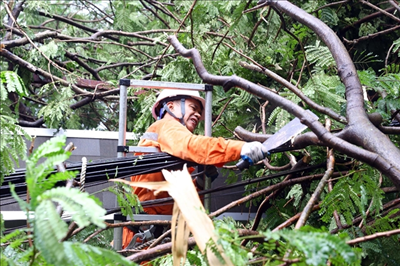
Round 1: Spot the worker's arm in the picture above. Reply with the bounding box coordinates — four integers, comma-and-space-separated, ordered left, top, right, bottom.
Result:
157, 119, 244, 166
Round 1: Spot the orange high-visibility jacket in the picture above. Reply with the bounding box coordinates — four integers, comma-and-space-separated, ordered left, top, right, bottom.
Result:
122, 118, 244, 248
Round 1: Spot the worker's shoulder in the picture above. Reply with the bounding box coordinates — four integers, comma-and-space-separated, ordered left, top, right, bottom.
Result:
148, 118, 181, 130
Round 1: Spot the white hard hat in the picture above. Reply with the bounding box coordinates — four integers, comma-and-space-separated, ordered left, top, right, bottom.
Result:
152, 89, 206, 120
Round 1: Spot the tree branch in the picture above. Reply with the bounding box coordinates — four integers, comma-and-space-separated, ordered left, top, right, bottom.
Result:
347, 228, 400, 245
238, 61, 347, 123
343, 25, 400, 45
340, 6, 396, 34
295, 148, 335, 228
140, 0, 171, 29
359, 0, 400, 23
65, 51, 102, 80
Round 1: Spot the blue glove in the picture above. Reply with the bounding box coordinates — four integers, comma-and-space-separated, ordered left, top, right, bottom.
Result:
240, 142, 268, 165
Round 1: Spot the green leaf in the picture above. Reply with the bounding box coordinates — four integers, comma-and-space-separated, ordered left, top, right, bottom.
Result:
38, 40, 59, 58
263, 228, 361, 266
34, 200, 68, 265
38, 187, 106, 228
305, 40, 335, 70
63, 242, 136, 266
0, 71, 29, 100
0, 114, 30, 182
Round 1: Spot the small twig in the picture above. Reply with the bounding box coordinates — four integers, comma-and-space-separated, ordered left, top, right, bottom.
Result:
295, 148, 334, 229
2, 1, 75, 80
312, 0, 349, 13
347, 228, 400, 245
209, 173, 322, 219
248, 7, 271, 48
261, 100, 269, 134
262, 159, 291, 171
238, 60, 346, 123
83, 227, 107, 243
60, 222, 78, 242
358, 173, 383, 228
343, 25, 400, 45
359, 0, 400, 23
148, 228, 172, 249
211, 96, 233, 127
148, 0, 200, 80
28, 136, 36, 155
273, 204, 321, 232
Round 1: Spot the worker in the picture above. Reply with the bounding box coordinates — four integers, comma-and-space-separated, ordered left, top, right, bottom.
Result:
122, 89, 267, 249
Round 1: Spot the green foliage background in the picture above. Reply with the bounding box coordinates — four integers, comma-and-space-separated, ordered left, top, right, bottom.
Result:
1, 0, 399, 265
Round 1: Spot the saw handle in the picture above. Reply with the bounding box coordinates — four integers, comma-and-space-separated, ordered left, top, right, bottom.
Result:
236, 151, 270, 171
236, 159, 250, 171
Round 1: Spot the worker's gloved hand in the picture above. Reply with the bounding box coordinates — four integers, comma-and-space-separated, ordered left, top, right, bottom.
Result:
240, 141, 268, 165
195, 165, 219, 189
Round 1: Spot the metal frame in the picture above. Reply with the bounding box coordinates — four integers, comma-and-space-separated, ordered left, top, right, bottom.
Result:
113, 79, 213, 250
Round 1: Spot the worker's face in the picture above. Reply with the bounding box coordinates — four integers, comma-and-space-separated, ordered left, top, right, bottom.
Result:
168, 98, 203, 132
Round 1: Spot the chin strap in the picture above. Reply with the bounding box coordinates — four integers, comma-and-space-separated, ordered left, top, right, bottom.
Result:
159, 98, 186, 125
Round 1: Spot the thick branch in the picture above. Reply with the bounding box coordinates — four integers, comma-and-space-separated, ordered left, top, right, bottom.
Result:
169, 35, 400, 190
125, 229, 260, 263
389, 0, 400, 13
37, 10, 119, 42
0, 48, 88, 95
2, 0, 26, 41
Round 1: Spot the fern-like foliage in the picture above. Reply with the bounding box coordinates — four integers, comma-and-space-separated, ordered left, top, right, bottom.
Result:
0, 114, 31, 184
319, 166, 384, 226
268, 90, 302, 132
212, 218, 251, 265
358, 68, 400, 121
261, 227, 361, 265
107, 181, 143, 220
352, 50, 381, 70
359, 236, 400, 266
62, 242, 135, 266
319, 7, 339, 27
305, 40, 336, 71
38, 187, 106, 228
25, 135, 77, 208
0, 71, 31, 183
34, 199, 69, 264
393, 38, 400, 57
365, 209, 400, 235
302, 72, 346, 113
153, 249, 207, 266
0, 71, 29, 101
37, 86, 74, 128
